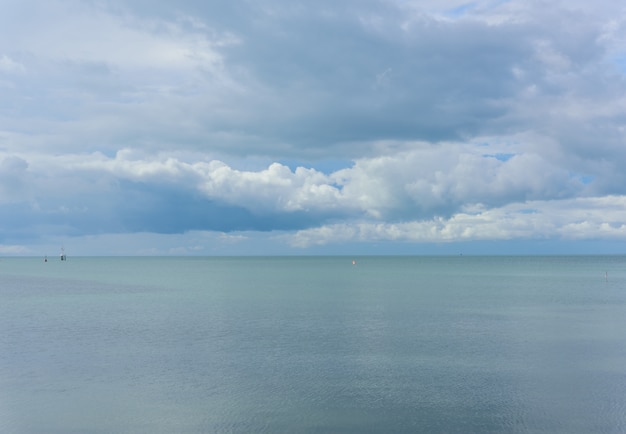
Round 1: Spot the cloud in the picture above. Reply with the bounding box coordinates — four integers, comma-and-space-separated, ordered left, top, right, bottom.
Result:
3, 0, 625, 159
0, 55, 25, 74
0, 141, 612, 245
288, 196, 626, 247
0, 244, 30, 255
0, 156, 29, 202
2, 0, 626, 254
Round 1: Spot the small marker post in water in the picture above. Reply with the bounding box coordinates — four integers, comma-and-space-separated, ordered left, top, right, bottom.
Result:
605, 271, 608, 281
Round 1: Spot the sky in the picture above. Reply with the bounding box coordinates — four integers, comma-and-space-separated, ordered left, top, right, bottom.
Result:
2, 0, 626, 256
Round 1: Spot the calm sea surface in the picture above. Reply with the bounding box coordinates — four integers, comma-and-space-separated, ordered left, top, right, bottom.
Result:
1, 255, 626, 433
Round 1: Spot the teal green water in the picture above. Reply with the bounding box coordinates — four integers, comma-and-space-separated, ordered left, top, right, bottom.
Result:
1, 256, 626, 433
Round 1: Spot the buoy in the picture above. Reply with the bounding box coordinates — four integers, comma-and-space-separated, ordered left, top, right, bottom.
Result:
352, 260, 356, 265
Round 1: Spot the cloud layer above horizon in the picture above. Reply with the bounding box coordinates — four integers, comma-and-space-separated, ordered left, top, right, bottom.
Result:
2, 0, 626, 255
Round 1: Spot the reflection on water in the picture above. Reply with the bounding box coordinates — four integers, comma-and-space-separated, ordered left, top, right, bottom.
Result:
1, 256, 626, 433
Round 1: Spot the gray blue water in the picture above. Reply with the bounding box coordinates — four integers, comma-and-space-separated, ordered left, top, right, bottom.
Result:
1, 255, 626, 433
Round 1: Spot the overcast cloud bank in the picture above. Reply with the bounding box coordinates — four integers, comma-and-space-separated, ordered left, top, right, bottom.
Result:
1, 0, 626, 255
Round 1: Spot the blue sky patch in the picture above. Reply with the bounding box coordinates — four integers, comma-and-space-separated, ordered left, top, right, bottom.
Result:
483, 153, 516, 162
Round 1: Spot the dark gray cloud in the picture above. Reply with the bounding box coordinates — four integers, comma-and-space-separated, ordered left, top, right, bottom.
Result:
4, 0, 624, 160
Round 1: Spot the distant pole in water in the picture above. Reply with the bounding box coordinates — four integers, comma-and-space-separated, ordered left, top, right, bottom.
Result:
605, 271, 608, 281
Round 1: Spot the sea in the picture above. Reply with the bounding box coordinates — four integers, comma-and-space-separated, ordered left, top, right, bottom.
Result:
1, 255, 626, 433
